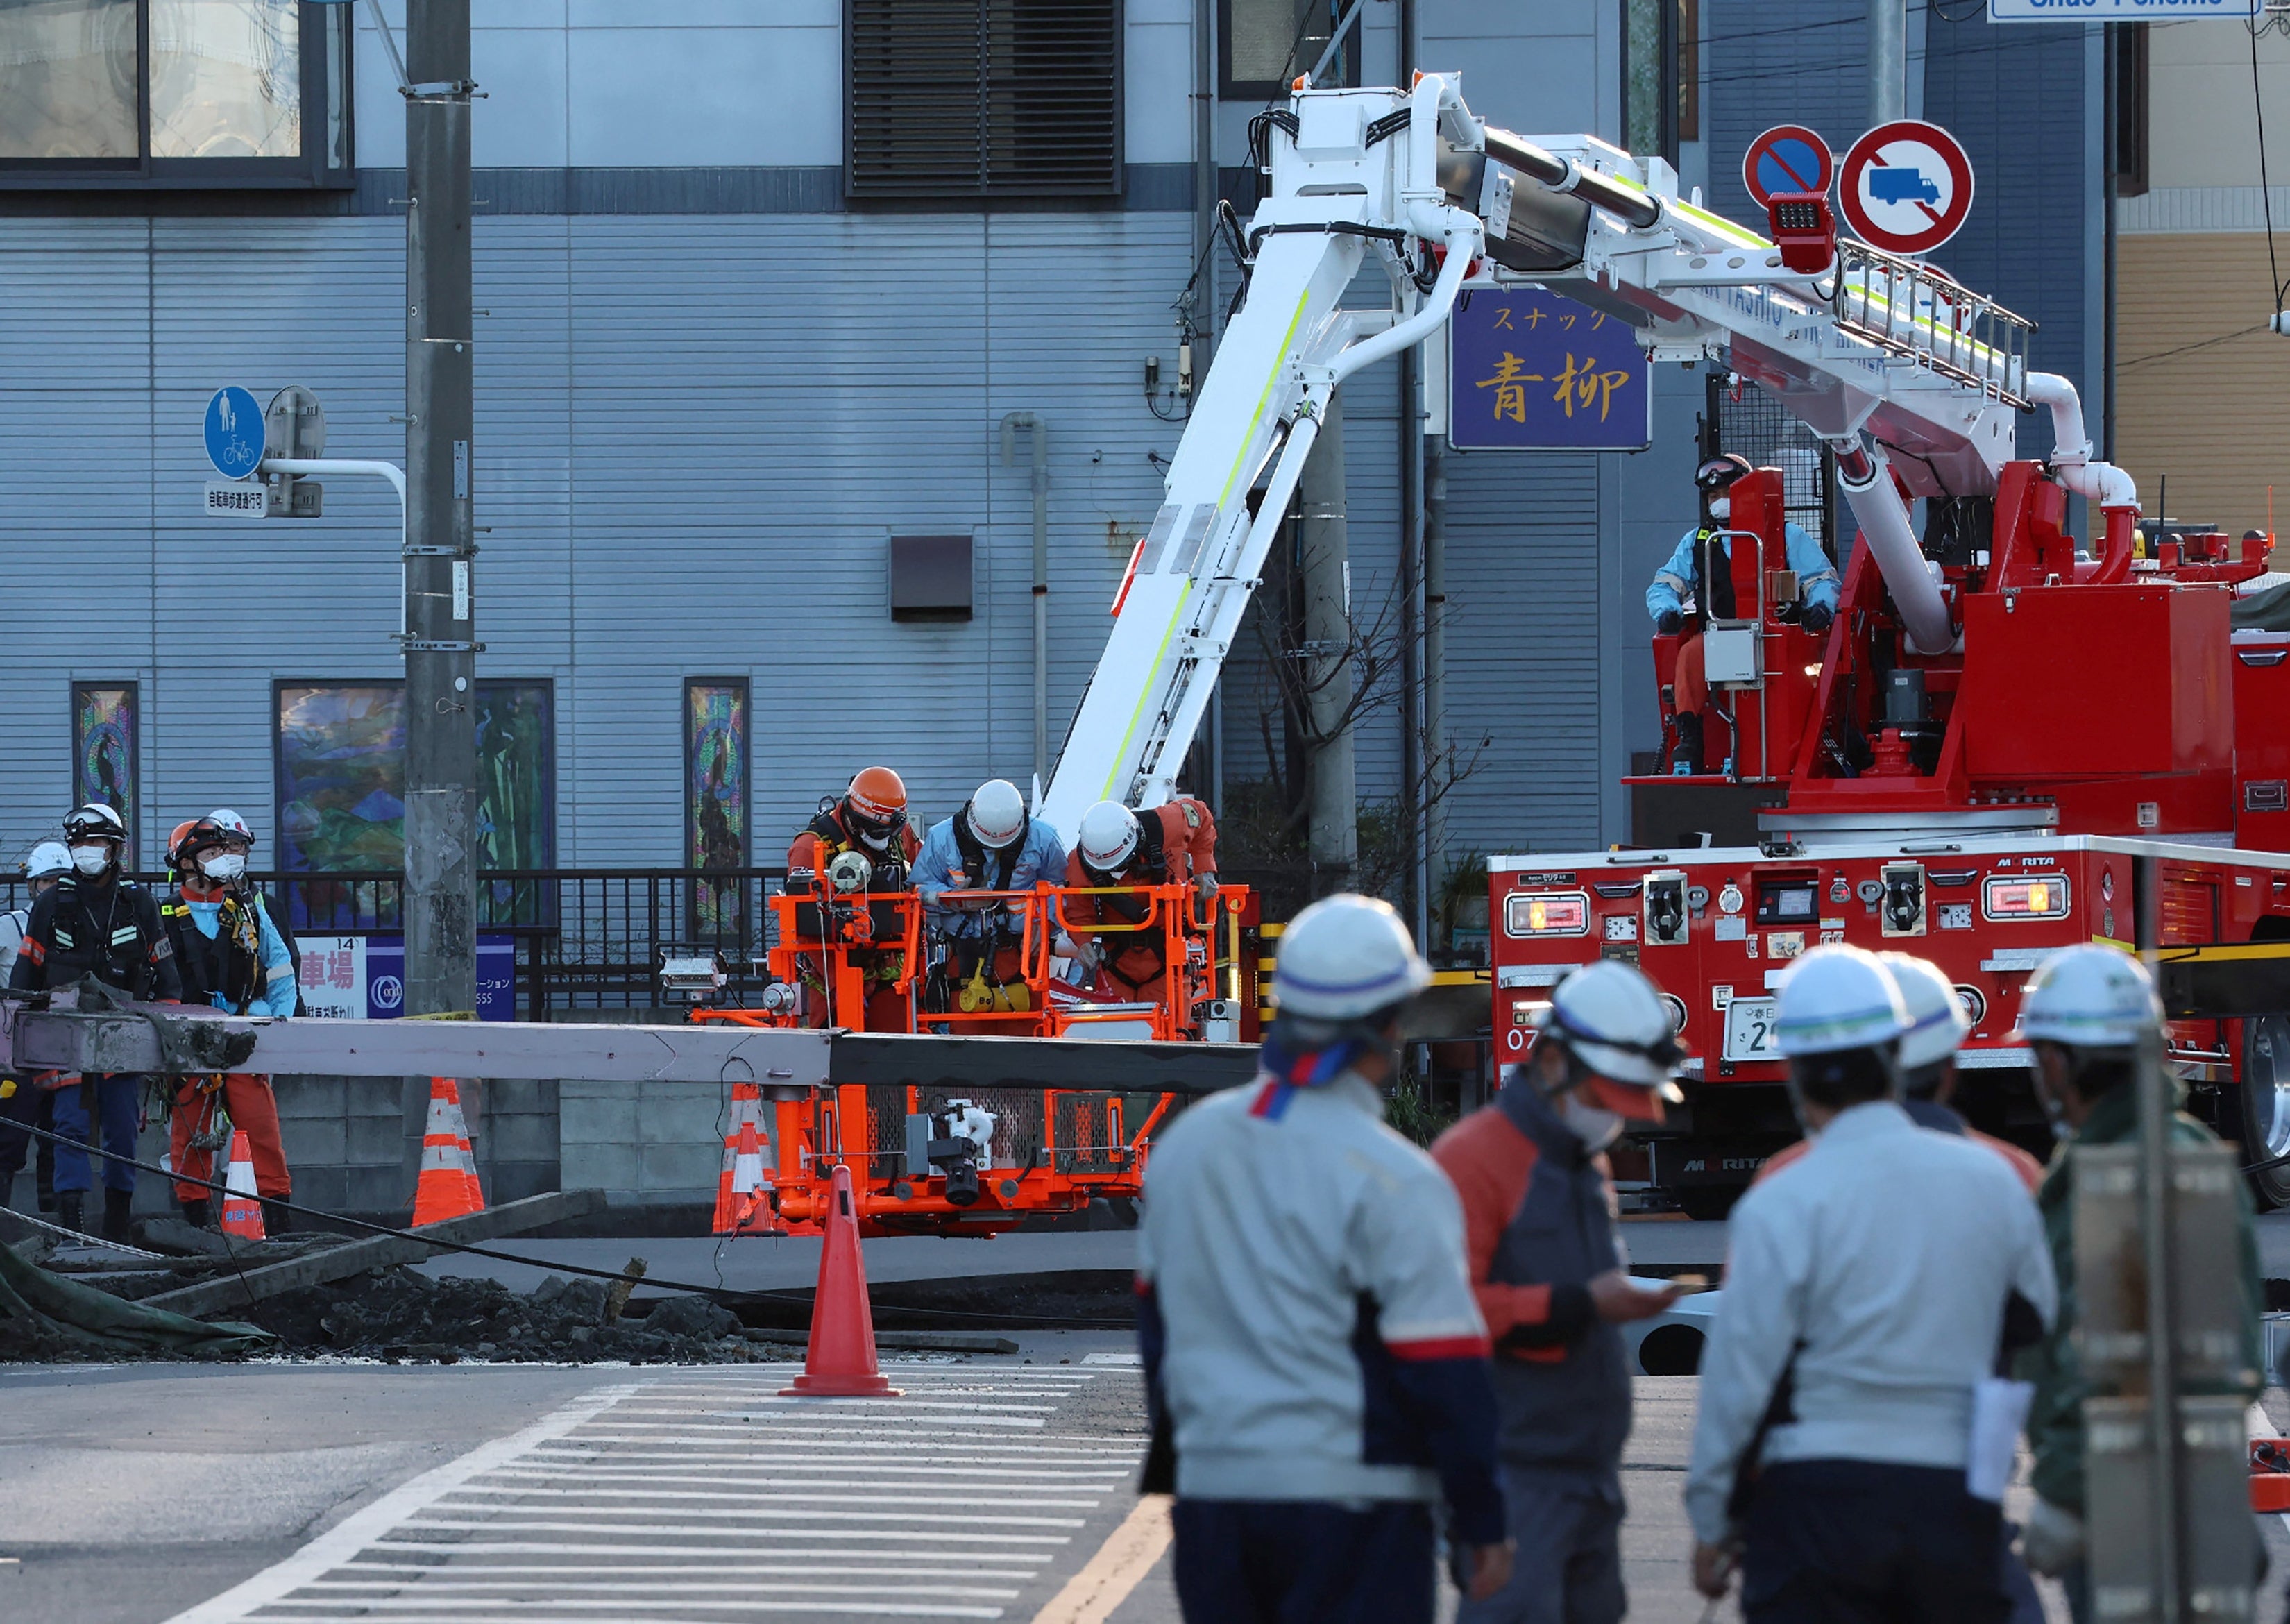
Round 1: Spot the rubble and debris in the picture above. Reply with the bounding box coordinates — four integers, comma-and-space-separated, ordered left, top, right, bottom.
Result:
239, 1267, 792, 1364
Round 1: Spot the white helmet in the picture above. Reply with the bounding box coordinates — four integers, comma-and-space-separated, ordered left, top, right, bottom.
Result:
1078, 801, 1142, 872
20, 841, 71, 882
965, 780, 1027, 850
1878, 953, 1970, 1075
2015, 943, 2161, 1051
1774, 945, 1911, 1057
207, 808, 255, 847
1537, 960, 1686, 1098
1272, 894, 1432, 1022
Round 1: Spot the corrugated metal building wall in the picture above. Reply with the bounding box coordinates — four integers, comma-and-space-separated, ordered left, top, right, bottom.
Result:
0, 1, 2103, 890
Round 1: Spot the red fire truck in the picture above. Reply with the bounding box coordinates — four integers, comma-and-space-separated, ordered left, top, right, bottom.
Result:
1491, 468, 2290, 1214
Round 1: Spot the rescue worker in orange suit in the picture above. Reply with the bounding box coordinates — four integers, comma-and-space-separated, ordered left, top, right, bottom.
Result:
1432, 961, 1690, 1624
10, 802, 183, 1241
159, 817, 298, 1232
1649, 453, 1838, 773
786, 767, 920, 1031
1061, 798, 1219, 1016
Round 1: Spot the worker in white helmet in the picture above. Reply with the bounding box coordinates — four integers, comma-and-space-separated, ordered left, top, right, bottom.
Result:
1139, 895, 1512, 1622
1060, 797, 1219, 1009
0, 840, 73, 1215
1685, 945, 2054, 1622
1431, 961, 1690, 1624
1758, 954, 2042, 1194
2010, 945, 2261, 1623
911, 779, 1065, 1031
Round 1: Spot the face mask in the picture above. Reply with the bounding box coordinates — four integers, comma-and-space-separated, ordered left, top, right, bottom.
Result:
201, 852, 246, 881
70, 844, 110, 876
1706, 496, 1731, 523
1557, 1092, 1625, 1152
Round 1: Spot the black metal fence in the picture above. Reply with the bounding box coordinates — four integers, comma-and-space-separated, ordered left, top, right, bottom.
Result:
0, 868, 792, 1018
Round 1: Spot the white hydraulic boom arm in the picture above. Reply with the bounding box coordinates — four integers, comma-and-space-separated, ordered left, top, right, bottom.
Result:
1040, 76, 2137, 839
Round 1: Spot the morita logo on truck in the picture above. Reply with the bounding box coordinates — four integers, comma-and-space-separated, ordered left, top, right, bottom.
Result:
1514, 871, 1579, 886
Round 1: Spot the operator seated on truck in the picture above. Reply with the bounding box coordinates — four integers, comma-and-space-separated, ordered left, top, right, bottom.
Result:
1060, 797, 1219, 1011
913, 779, 1066, 1032
785, 766, 919, 1031
1647, 454, 1838, 774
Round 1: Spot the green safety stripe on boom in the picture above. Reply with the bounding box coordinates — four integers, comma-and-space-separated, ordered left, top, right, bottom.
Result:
1103, 289, 1315, 800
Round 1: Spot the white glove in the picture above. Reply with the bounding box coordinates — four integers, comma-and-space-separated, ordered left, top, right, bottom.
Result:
1195, 872, 1219, 906
1072, 938, 1104, 970
2019, 1496, 2085, 1578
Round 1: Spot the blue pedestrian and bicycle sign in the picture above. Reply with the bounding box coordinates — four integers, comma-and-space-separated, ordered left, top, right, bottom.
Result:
203, 385, 264, 481
1742, 124, 1833, 210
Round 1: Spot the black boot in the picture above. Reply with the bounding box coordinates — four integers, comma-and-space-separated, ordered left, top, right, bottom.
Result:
103, 1189, 133, 1244
56, 1191, 83, 1233
1674, 711, 1705, 775
262, 1199, 292, 1236
180, 1197, 212, 1230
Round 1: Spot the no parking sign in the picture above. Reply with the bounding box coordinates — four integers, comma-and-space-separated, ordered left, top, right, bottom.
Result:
1838, 120, 1974, 256
1742, 124, 1833, 210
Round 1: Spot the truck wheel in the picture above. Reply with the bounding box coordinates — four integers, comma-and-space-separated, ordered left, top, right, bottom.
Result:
2239, 1015, 2290, 1210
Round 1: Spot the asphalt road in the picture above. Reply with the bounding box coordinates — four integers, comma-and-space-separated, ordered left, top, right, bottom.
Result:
1, 1346, 2174, 1624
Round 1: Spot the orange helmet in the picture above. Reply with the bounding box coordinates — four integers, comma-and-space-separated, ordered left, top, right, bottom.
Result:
167, 820, 199, 870
844, 766, 908, 838
170, 817, 228, 871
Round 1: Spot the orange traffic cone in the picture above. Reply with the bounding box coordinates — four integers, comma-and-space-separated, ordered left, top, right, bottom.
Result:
219, 1129, 266, 1241
780, 1161, 899, 1397
713, 1081, 774, 1235
412, 1078, 483, 1226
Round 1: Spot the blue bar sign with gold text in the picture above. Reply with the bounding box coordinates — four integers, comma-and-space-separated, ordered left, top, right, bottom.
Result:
1448, 289, 1651, 452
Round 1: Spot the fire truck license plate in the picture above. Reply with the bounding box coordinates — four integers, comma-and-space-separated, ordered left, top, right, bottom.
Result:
1722, 997, 1781, 1063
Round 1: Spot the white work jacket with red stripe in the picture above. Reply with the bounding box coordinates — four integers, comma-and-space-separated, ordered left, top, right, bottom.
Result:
1137, 1069, 1504, 1541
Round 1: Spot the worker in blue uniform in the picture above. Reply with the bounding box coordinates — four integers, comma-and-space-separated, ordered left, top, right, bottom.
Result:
1647, 454, 1840, 773
911, 779, 1066, 1030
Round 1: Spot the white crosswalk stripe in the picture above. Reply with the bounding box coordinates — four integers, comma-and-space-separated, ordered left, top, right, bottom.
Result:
164, 1363, 1146, 1623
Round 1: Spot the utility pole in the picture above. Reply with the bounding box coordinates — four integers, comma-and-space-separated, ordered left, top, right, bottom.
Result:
1300, 393, 1356, 895
1868, 0, 1907, 124
402, 0, 480, 1173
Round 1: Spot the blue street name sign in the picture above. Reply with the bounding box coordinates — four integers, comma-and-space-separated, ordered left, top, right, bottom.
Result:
1448, 289, 1651, 452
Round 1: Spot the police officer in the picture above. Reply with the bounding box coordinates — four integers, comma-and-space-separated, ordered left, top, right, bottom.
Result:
160, 817, 298, 1231
10, 804, 181, 1239
2012, 945, 2264, 1623
0, 841, 71, 1214
1432, 962, 1689, 1624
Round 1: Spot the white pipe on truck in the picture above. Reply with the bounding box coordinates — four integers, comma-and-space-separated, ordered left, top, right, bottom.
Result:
2024, 371, 2139, 511
1829, 437, 1957, 657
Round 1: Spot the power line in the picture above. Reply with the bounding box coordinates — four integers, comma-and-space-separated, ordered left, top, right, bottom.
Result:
2118, 323, 2271, 371
2254, 9, 2286, 311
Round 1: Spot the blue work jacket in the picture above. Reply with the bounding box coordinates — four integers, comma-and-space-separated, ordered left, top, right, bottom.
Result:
1646, 522, 1839, 622
911, 815, 1068, 938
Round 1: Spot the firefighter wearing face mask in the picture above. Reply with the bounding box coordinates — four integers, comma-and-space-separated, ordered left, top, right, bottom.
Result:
785, 767, 920, 1031
158, 818, 298, 1231
1061, 798, 1219, 1012
0, 841, 71, 1216
1432, 962, 1690, 1624
1647, 454, 1840, 774
8, 802, 182, 1240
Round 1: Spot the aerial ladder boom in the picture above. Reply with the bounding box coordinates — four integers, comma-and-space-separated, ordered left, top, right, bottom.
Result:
1040, 75, 1486, 840
1041, 77, 2138, 840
